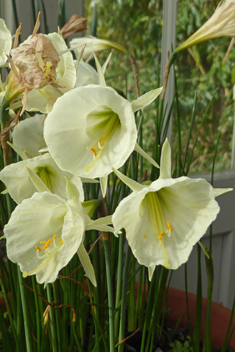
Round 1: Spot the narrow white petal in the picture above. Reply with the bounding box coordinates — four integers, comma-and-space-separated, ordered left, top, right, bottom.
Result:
102, 52, 112, 74
159, 138, 171, 179
94, 54, 106, 86
8, 142, 28, 161
112, 168, 144, 192
77, 244, 97, 286
148, 266, 155, 281
27, 167, 51, 193
135, 143, 159, 169
100, 176, 108, 197
214, 188, 233, 197
131, 87, 163, 113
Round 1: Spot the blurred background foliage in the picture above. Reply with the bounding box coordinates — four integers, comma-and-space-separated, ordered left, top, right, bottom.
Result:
84, 0, 234, 174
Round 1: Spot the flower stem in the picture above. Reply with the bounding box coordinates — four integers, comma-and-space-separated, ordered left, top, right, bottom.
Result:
103, 234, 115, 352
17, 268, 33, 352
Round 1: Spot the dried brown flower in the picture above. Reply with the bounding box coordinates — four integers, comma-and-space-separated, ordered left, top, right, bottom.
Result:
61, 14, 87, 39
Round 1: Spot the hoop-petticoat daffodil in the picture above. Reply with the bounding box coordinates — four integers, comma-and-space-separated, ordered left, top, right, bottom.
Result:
112, 139, 232, 279
0, 152, 84, 204
4, 177, 113, 286
44, 84, 162, 180
176, 0, 235, 52
70, 36, 126, 60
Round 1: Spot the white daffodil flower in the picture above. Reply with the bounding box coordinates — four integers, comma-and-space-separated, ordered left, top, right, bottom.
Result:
70, 36, 126, 60
4, 178, 114, 286
75, 61, 99, 87
0, 153, 84, 203
0, 19, 12, 67
176, 0, 235, 52
44, 84, 137, 179
26, 32, 76, 113
112, 139, 232, 279
44, 84, 162, 182
12, 114, 46, 157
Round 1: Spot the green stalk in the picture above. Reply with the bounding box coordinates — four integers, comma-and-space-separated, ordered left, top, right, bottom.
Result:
127, 253, 136, 332
186, 89, 218, 174
193, 244, 202, 352
203, 249, 214, 352
17, 268, 33, 352
140, 271, 157, 352
103, 235, 115, 352
117, 246, 131, 352
46, 285, 58, 352
183, 91, 197, 174
221, 297, 235, 352
114, 231, 125, 339
174, 67, 182, 174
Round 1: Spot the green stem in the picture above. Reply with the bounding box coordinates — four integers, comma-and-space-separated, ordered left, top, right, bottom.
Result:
103, 235, 115, 352
114, 231, 124, 340
46, 285, 58, 352
117, 246, 131, 352
17, 268, 33, 352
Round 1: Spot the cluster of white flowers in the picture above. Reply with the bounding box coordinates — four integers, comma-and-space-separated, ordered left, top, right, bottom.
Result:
0, 15, 231, 287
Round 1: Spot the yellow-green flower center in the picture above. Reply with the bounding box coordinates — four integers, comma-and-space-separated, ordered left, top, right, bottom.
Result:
85, 105, 120, 172
146, 192, 172, 269
23, 234, 64, 278
36, 167, 52, 191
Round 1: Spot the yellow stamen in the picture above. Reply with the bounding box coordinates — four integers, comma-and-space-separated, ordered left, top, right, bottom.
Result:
143, 234, 147, 238
36, 246, 41, 252
90, 147, 97, 156
158, 232, 164, 241
61, 240, 64, 244
167, 221, 173, 232
44, 61, 52, 77
52, 234, 56, 241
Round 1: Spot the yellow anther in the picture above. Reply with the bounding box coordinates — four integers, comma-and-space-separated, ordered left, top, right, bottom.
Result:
61, 240, 64, 244
143, 234, 147, 238
158, 232, 164, 241
52, 234, 56, 241
44, 61, 52, 77
36, 246, 41, 252
167, 221, 173, 232
90, 148, 97, 156
42, 239, 53, 250
40, 241, 46, 244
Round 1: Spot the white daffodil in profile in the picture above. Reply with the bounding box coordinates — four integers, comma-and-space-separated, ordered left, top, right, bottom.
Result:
44, 84, 162, 182
0, 19, 12, 67
176, 0, 235, 52
112, 139, 231, 279
4, 177, 113, 286
0, 153, 84, 204
70, 36, 126, 60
